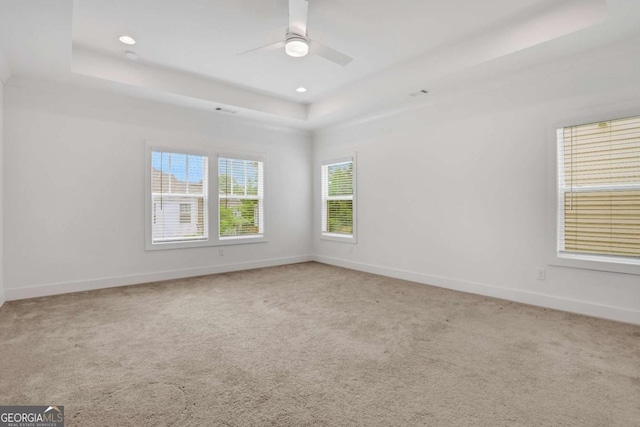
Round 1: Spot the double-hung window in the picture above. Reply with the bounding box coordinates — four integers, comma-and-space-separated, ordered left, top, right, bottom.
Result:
146, 144, 266, 249
557, 115, 640, 265
321, 157, 356, 241
218, 156, 264, 240
150, 150, 208, 245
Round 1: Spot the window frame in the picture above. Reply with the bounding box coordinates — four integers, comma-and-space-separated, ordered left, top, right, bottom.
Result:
547, 110, 640, 275
145, 142, 267, 251
320, 155, 357, 244
217, 152, 266, 244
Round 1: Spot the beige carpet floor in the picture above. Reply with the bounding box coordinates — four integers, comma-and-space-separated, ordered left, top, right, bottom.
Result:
0, 262, 639, 426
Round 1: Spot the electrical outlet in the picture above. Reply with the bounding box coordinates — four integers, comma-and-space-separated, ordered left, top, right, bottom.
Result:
218, 248, 224, 256
537, 268, 546, 281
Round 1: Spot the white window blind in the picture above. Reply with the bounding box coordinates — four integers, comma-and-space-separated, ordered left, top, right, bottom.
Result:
151, 151, 208, 243
558, 115, 640, 261
321, 159, 354, 237
218, 157, 264, 239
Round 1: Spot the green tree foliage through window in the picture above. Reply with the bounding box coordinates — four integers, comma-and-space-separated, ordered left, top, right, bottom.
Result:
219, 157, 264, 238
322, 160, 354, 236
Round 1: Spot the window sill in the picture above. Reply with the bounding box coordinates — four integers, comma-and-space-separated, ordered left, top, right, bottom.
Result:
218, 236, 267, 246
145, 236, 267, 251
146, 239, 213, 251
549, 252, 640, 276
320, 233, 356, 244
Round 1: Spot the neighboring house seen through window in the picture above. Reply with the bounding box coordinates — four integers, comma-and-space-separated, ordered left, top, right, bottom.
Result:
151, 151, 208, 244
557, 115, 640, 264
147, 146, 266, 250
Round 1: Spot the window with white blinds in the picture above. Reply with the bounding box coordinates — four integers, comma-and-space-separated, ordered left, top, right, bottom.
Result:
219, 157, 264, 239
557, 115, 640, 263
321, 158, 355, 239
151, 151, 208, 244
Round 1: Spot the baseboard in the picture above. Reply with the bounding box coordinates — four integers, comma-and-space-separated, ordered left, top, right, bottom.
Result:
5, 255, 314, 301
6, 254, 638, 325
313, 255, 640, 325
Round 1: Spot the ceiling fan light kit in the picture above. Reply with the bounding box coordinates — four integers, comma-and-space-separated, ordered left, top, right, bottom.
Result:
285, 33, 309, 57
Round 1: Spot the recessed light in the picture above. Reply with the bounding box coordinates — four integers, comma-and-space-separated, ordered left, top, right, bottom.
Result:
124, 51, 139, 61
296, 87, 307, 93
119, 35, 136, 45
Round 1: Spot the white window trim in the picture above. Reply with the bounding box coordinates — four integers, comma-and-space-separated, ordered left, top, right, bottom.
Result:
546, 110, 640, 275
145, 142, 267, 251
320, 155, 357, 244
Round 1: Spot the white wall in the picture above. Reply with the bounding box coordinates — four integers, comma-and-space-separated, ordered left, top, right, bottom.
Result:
313, 42, 640, 324
2, 40, 639, 325
3, 78, 312, 299
0, 80, 5, 306
0, 48, 12, 307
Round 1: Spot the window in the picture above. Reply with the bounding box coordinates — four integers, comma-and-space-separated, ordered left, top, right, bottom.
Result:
218, 157, 264, 239
321, 157, 355, 241
151, 151, 208, 245
557, 115, 640, 265
146, 145, 266, 250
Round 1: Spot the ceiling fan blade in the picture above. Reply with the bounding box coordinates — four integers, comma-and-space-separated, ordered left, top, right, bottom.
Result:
289, 0, 309, 35
309, 40, 353, 66
237, 40, 285, 56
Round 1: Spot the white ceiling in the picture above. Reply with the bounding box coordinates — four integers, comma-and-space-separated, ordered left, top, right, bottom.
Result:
71, 0, 551, 102
1, 0, 640, 129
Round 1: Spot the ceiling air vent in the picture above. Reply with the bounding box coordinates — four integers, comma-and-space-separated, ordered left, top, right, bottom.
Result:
409, 89, 429, 97
214, 107, 238, 114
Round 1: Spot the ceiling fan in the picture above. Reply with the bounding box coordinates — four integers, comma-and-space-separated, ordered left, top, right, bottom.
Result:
237, 0, 353, 67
